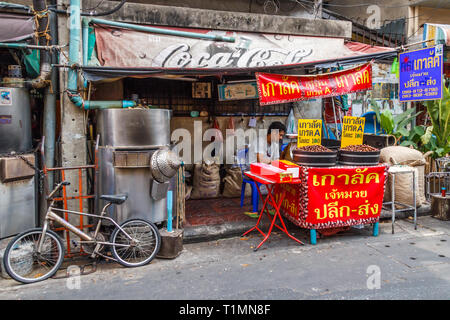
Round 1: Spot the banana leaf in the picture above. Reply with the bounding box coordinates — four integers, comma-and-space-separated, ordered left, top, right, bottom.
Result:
423, 84, 450, 157
380, 109, 394, 134
395, 109, 422, 131
370, 99, 382, 125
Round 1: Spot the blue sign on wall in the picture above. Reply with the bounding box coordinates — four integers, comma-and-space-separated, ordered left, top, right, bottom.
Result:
399, 45, 443, 102
218, 82, 259, 101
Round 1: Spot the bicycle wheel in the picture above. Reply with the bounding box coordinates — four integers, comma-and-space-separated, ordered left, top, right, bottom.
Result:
3, 228, 64, 284
110, 219, 161, 267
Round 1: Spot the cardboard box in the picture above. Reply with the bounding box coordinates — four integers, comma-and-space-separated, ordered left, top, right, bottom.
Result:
250, 163, 293, 183
271, 160, 300, 178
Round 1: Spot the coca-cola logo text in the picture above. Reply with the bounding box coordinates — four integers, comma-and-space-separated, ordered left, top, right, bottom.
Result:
152, 43, 313, 68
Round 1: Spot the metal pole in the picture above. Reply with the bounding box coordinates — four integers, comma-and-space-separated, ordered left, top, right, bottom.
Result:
331, 97, 340, 140
82, 18, 89, 88
413, 171, 417, 230
43, 9, 58, 189
395, 39, 436, 50
0, 43, 65, 50
392, 173, 395, 234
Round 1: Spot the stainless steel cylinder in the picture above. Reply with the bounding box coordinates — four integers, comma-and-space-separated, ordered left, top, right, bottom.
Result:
96, 108, 175, 224
96, 108, 172, 149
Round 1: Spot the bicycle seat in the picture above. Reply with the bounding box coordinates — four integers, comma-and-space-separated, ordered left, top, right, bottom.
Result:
100, 194, 128, 204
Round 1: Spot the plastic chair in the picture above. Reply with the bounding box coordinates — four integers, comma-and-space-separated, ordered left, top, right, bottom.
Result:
236, 148, 260, 213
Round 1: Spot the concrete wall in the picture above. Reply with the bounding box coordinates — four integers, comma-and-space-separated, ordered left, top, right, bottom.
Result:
324, 0, 409, 27
327, 0, 450, 43
82, 0, 352, 38
418, 6, 450, 26
56, 0, 89, 238
126, 0, 315, 18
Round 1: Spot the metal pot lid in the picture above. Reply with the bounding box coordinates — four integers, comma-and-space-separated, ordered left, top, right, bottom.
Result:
150, 150, 168, 183
155, 149, 181, 179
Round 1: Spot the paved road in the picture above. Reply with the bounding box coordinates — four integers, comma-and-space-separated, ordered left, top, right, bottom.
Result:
1, 216, 449, 301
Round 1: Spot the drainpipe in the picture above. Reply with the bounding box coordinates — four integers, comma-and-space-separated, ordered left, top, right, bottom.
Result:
82, 18, 89, 88
0, 43, 64, 50
67, 0, 135, 109
43, 8, 58, 190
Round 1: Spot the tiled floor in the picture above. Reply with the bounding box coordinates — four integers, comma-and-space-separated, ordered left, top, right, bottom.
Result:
185, 197, 257, 227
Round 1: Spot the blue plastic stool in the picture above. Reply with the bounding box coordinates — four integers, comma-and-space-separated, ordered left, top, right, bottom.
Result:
240, 177, 260, 213
237, 148, 260, 213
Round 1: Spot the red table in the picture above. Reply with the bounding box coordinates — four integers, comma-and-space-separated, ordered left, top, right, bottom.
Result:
242, 171, 304, 251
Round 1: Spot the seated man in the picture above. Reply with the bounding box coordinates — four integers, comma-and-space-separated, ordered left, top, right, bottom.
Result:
245, 121, 286, 211
248, 121, 286, 164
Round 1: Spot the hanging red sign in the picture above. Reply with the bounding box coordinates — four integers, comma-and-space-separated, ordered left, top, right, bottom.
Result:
255, 62, 372, 106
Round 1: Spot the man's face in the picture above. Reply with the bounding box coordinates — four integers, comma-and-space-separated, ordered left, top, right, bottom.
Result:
268, 130, 285, 143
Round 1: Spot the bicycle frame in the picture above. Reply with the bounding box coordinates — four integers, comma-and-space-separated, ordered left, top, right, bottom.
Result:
38, 195, 134, 260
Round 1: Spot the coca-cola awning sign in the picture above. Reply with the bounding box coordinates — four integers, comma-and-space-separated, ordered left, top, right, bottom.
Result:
94, 25, 366, 69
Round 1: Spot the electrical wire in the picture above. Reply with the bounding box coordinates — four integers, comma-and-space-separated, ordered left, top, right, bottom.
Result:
299, 0, 437, 9
6, 0, 127, 17
81, 0, 127, 16
83, 0, 107, 12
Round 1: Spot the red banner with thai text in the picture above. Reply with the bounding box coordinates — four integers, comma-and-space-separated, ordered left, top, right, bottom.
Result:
256, 62, 372, 106
278, 165, 387, 229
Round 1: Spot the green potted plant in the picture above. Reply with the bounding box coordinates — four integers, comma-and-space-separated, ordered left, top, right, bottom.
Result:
422, 83, 450, 159
370, 99, 422, 145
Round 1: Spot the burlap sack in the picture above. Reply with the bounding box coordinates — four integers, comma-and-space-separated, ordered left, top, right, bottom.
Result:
384, 166, 420, 208
190, 161, 221, 199
380, 146, 427, 207
222, 166, 252, 198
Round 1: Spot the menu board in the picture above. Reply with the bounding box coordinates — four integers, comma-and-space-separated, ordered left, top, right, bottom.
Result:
297, 119, 322, 148
341, 116, 365, 148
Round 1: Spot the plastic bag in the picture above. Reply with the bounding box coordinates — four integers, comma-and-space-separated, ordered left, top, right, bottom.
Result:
286, 108, 297, 134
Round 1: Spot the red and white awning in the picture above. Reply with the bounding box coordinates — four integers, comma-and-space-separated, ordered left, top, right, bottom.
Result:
83, 22, 396, 81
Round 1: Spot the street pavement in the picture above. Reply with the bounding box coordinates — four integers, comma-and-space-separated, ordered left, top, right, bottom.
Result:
0, 216, 449, 300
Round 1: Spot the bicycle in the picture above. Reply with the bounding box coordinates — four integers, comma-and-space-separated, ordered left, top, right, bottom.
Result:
3, 181, 161, 284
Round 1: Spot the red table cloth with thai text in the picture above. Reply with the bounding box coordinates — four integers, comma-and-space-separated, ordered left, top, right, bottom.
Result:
276, 165, 388, 229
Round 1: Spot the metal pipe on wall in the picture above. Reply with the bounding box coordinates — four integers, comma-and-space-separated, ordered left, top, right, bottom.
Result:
0, 43, 64, 50
43, 8, 58, 189
67, 0, 135, 109
82, 18, 89, 88
87, 18, 236, 43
